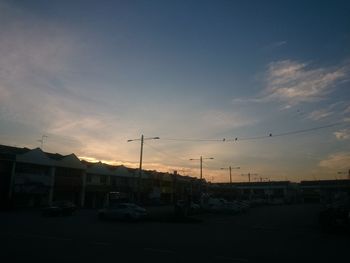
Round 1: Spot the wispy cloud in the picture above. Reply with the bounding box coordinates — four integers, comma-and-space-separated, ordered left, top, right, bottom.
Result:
334, 129, 350, 140
0, 3, 113, 155
0, 4, 257, 171
232, 60, 349, 108
264, 60, 348, 105
305, 101, 350, 121
319, 152, 350, 170
307, 109, 333, 121
265, 40, 287, 49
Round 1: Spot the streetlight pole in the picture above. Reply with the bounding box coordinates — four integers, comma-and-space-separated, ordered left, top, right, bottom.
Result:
189, 156, 214, 180
139, 135, 144, 179
189, 156, 214, 202
220, 166, 240, 184
127, 134, 160, 202
241, 172, 258, 183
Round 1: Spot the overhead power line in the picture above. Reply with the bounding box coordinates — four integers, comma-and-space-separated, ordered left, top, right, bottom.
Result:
228, 121, 345, 141
160, 121, 347, 143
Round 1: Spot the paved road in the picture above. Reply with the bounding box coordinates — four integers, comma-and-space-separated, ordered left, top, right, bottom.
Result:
1, 204, 348, 262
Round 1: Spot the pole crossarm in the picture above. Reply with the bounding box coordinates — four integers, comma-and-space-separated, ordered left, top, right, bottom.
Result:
127, 136, 160, 142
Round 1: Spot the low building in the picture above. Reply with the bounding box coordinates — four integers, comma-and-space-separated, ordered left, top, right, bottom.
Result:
150, 172, 174, 204
0, 144, 86, 209
110, 165, 137, 202
300, 179, 350, 203
83, 161, 113, 208
210, 181, 298, 203
0, 145, 28, 209
48, 153, 86, 207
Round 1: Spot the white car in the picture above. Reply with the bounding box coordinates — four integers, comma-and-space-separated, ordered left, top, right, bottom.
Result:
98, 203, 147, 221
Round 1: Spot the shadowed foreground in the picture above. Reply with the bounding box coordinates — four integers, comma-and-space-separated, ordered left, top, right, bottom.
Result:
1, 204, 348, 262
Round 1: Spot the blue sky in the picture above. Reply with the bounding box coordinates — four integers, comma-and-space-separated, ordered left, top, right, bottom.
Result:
0, 0, 349, 182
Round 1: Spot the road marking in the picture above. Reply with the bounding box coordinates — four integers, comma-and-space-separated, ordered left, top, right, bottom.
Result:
143, 247, 175, 254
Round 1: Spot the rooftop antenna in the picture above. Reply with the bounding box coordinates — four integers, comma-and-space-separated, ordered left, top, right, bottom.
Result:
37, 135, 48, 150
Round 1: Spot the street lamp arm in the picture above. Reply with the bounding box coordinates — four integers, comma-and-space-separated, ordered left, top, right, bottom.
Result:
127, 136, 160, 142
144, 136, 160, 140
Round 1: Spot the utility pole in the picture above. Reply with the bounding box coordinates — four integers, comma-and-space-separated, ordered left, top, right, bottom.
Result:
220, 166, 240, 184
172, 170, 177, 204
189, 156, 214, 180
127, 135, 160, 202
139, 135, 144, 181
241, 172, 258, 183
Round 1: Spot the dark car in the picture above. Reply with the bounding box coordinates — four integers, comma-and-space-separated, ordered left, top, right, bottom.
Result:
42, 201, 77, 216
175, 200, 201, 216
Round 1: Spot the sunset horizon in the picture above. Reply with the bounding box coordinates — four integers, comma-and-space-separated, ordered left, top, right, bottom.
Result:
1, 0, 349, 182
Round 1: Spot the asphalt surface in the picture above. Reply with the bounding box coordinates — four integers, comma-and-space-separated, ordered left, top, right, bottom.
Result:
1, 204, 349, 262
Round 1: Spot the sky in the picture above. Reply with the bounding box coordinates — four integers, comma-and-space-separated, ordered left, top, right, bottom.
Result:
0, 0, 350, 182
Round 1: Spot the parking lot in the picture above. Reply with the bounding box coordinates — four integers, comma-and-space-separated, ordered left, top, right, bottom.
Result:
1, 204, 348, 262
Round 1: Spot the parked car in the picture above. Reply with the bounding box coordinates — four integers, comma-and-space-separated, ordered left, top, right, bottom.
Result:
175, 200, 201, 215
98, 203, 147, 221
42, 201, 77, 216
